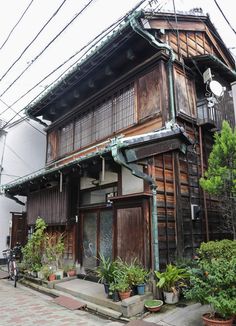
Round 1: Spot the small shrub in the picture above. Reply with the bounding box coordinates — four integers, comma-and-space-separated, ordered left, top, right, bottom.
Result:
197, 240, 236, 261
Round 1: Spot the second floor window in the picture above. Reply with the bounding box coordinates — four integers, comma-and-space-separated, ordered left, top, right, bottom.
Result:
57, 83, 135, 158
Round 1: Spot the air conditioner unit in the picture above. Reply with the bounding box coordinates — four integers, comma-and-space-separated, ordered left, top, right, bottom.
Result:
191, 204, 201, 220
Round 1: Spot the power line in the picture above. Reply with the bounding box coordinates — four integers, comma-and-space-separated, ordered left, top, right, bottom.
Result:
0, 9, 125, 123
0, 0, 34, 51
0, 0, 68, 83
1, 0, 151, 128
0, 98, 45, 135
0, 0, 96, 98
213, 0, 236, 36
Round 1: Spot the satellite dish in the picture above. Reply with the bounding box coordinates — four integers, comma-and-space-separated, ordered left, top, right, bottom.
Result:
209, 80, 224, 97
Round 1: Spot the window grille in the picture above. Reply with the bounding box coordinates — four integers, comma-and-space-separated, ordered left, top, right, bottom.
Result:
59, 83, 135, 156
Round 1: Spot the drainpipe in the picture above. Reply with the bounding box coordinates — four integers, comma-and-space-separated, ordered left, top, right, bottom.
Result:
111, 140, 159, 271
130, 14, 176, 122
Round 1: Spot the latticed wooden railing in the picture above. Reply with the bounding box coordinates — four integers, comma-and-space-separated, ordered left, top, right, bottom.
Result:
197, 91, 235, 130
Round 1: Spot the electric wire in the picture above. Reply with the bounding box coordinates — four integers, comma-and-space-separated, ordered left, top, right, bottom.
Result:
0, 0, 96, 98
213, 0, 236, 36
0, 97, 45, 135
0, 0, 68, 83
0, 0, 151, 128
0, 0, 34, 51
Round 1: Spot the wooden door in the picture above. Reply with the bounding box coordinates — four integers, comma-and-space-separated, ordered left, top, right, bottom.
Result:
116, 206, 144, 264
11, 212, 27, 248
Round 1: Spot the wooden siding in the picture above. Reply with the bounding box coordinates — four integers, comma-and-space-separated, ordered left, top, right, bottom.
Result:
137, 64, 163, 120
174, 68, 196, 117
148, 18, 232, 67
27, 185, 69, 225
153, 153, 177, 268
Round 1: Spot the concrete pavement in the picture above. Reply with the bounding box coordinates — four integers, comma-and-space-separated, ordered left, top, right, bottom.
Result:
0, 279, 123, 326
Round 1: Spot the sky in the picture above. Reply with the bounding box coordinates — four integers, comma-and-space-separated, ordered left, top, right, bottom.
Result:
0, 0, 235, 126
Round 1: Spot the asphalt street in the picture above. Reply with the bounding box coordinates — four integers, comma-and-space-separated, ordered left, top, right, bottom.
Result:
0, 279, 123, 326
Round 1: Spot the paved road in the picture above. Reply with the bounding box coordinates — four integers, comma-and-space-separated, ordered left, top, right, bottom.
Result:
0, 279, 123, 326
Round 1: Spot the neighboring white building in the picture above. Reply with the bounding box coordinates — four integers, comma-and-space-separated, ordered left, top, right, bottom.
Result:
0, 118, 46, 259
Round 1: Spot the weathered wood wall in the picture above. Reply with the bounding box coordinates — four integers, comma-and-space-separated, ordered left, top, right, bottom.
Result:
27, 185, 69, 225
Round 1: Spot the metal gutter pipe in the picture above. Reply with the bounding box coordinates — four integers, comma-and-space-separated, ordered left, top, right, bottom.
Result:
111, 140, 159, 271
130, 14, 176, 122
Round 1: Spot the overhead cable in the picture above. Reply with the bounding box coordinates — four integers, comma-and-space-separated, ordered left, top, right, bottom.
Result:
0, 0, 34, 51
0, 0, 95, 98
0, 0, 68, 83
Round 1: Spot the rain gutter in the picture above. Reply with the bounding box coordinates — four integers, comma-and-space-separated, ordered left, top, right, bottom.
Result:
111, 139, 159, 271
130, 14, 176, 122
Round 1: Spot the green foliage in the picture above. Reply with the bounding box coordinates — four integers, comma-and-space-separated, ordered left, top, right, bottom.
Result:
197, 240, 236, 261
63, 262, 75, 273
184, 257, 236, 319
40, 265, 55, 280
200, 121, 236, 238
96, 254, 116, 284
22, 217, 47, 272
155, 264, 190, 292
43, 232, 65, 270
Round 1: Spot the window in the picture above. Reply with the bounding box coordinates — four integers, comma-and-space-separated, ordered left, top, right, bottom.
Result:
59, 122, 73, 156
57, 83, 135, 157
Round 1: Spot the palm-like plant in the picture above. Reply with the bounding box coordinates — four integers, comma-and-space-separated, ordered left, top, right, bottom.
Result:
155, 264, 189, 293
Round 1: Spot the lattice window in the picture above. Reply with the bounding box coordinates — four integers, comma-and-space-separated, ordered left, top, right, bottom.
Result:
59, 122, 73, 156
113, 85, 135, 131
59, 83, 135, 156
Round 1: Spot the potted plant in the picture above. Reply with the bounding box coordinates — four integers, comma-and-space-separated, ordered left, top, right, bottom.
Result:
116, 278, 132, 300
64, 263, 76, 277
155, 264, 189, 304
144, 299, 163, 312
43, 232, 65, 280
126, 262, 149, 295
184, 257, 236, 326
96, 254, 115, 294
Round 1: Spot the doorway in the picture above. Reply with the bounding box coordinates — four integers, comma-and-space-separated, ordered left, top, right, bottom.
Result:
81, 209, 113, 270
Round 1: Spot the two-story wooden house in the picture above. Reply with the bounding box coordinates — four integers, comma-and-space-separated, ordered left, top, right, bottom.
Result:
3, 10, 236, 271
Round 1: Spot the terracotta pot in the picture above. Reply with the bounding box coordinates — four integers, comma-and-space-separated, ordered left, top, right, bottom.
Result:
202, 313, 233, 326
119, 290, 132, 300
48, 273, 56, 282
67, 270, 76, 277
144, 299, 163, 312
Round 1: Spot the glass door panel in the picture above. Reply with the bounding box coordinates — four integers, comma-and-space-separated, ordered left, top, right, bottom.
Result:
83, 212, 97, 269
100, 210, 113, 260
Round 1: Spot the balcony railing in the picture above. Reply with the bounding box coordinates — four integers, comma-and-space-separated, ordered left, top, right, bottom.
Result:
197, 91, 235, 130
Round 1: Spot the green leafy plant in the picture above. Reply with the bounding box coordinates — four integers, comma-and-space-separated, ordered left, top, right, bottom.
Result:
126, 262, 149, 285
96, 254, 116, 284
200, 121, 236, 239
184, 257, 236, 320
43, 232, 65, 271
22, 217, 47, 272
155, 264, 189, 293
197, 239, 236, 261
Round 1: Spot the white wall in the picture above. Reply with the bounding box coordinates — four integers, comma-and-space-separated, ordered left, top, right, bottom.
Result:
0, 119, 46, 258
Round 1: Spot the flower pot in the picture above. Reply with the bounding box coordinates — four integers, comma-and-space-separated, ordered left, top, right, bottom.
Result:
112, 290, 120, 302
163, 290, 179, 304
137, 283, 145, 295
202, 313, 233, 326
103, 282, 110, 295
144, 299, 163, 312
119, 290, 132, 300
67, 270, 76, 277
48, 273, 56, 282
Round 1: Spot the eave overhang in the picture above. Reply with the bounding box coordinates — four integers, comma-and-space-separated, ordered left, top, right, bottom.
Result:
2, 125, 192, 197
185, 54, 236, 83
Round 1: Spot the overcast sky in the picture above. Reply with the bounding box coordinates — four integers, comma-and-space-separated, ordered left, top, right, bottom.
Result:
0, 0, 235, 125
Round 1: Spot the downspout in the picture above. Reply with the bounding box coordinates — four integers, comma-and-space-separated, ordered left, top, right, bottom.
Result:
111, 140, 159, 271
130, 14, 176, 122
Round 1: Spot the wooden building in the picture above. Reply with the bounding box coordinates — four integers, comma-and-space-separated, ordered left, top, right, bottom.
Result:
3, 10, 236, 270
